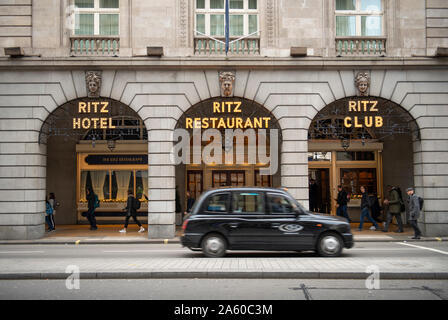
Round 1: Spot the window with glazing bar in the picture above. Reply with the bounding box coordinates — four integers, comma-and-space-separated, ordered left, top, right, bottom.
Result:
335, 0, 383, 37
195, 0, 258, 37
72, 0, 119, 36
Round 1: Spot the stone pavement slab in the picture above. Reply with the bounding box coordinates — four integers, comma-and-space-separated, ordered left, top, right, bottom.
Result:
1, 246, 447, 280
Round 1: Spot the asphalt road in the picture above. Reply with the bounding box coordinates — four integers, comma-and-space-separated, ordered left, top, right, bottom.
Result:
1, 241, 448, 301
0, 279, 447, 300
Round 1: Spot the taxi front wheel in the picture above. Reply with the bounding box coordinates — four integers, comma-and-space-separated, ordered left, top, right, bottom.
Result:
316, 232, 343, 257
201, 233, 227, 258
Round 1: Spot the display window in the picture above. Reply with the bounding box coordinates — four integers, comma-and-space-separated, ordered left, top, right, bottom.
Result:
80, 169, 148, 203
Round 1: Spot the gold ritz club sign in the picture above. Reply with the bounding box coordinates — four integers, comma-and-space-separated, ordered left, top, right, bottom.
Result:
343, 100, 383, 128
72, 101, 116, 129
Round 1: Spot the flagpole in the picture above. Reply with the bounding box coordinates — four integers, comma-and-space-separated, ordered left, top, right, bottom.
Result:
225, 0, 230, 55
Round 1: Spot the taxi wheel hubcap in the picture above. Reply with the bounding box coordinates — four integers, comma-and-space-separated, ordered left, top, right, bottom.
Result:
205, 237, 224, 253
321, 236, 340, 254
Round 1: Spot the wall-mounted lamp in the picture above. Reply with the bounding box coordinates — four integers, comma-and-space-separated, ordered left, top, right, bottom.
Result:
107, 139, 116, 152
341, 138, 350, 152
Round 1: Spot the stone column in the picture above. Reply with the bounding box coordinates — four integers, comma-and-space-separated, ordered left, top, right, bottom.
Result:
0, 120, 46, 240
147, 129, 176, 239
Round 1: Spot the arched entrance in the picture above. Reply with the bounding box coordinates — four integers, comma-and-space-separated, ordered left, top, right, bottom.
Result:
308, 97, 420, 224
39, 98, 148, 228
174, 97, 282, 222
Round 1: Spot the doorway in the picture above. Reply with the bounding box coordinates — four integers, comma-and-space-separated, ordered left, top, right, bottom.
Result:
308, 168, 331, 214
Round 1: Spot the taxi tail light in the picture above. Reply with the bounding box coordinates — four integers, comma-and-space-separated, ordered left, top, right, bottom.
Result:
182, 219, 189, 231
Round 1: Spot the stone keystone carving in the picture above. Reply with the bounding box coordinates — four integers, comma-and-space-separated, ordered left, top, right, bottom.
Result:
355, 71, 370, 96
85, 71, 102, 98
219, 71, 236, 97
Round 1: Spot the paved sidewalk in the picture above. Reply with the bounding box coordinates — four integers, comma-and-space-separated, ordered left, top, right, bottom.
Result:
0, 224, 446, 245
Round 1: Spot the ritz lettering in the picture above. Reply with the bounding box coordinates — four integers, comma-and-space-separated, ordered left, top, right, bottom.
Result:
73, 101, 116, 129
343, 100, 383, 128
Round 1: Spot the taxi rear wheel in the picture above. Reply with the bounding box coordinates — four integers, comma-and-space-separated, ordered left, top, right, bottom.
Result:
316, 232, 343, 257
201, 233, 227, 258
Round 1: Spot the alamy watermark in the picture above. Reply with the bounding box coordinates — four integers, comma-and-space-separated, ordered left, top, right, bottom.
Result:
171, 128, 279, 175
365, 265, 380, 291
65, 265, 80, 290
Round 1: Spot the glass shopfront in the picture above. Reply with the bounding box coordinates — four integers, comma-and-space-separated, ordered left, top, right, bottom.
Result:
76, 152, 148, 222
176, 97, 281, 213
308, 96, 417, 222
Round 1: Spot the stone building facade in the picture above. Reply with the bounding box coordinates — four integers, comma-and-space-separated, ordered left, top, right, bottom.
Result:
0, 0, 447, 239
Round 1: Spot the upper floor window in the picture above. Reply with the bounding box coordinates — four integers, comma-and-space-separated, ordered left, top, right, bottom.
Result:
195, 0, 258, 37
335, 0, 383, 37
73, 0, 119, 36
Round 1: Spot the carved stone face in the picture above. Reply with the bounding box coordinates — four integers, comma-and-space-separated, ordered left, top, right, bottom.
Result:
88, 80, 99, 94
222, 80, 233, 97
358, 79, 368, 95
355, 72, 370, 96
85, 71, 101, 98
219, 71, 235, 97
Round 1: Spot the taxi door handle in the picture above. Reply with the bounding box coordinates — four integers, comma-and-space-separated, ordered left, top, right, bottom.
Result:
229, 223, 239, 229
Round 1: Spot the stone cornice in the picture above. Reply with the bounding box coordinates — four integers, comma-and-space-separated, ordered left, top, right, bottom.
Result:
0, 56, 447, 70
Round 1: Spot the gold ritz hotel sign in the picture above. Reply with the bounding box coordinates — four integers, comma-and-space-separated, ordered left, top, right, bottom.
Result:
344, 100, 383, 128
72, 101, 116, 129
185, 101, 271, 129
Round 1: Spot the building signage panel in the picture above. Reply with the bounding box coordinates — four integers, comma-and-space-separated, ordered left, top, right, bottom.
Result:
73, 101, 116, 130
84, 154, 148, 165
343, 100, 383, 128
185, 100, 271, 129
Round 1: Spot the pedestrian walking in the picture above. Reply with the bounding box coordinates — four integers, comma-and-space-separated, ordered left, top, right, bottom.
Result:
336, 185, 351, 222
45, 198, 55, 232
119, 190, 145, 233
382, 185, 404, 233
309, 179, 318, 212
358, 186, 380, 231
86, 188, 98, 230
48, 192, 58, 231
184, 191, 196, 220
406, 187, 422, 239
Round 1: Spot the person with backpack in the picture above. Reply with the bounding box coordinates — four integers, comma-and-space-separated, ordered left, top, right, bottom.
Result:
119, 190, 145, 233
382, 185, 404, 233
406, 187, 422, 239
86, 188, 98, 231
45, 198, 55, 232
358, 185, 380, 231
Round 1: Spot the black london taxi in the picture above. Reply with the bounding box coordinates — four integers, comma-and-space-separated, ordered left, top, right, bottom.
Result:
181, 187, 354, 257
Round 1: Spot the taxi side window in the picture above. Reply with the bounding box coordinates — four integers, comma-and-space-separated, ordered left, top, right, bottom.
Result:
205, 193, 229, 213
232, 192, 264, 214
267, 193, 295, 214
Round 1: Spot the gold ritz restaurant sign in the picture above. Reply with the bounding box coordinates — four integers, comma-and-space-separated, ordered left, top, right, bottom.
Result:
343, 100, 383, 128
185, 101, 271, 129
72, 101, 116, 129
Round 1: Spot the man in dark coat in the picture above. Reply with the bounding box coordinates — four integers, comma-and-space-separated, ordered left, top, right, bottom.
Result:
382, 185, 404, 233
309, 179, 318, 212
336, 185, 351, 222
119, 191, 145, 233
358, 186, 380, 231
406, 187, 422, 239
86, 188, 98, 230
